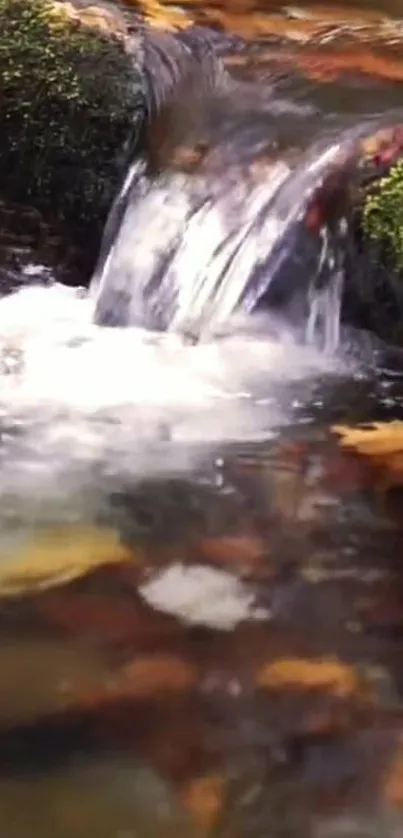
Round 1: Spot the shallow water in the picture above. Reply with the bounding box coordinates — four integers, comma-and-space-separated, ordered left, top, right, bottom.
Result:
3, 0, 403, 835
0, 276, 402, 836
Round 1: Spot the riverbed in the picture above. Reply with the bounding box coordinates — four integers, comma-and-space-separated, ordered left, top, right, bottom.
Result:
1, 1, 403, 836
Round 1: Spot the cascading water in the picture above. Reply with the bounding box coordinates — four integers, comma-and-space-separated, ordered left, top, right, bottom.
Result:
91, 137, 351, 351
90, 26, 376, 352
0, 25, 401, 516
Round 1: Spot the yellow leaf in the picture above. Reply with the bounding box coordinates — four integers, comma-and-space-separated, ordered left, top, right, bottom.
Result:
0, 526, 133, 598
256, 657, 360, 698
333, 422, 403, 456
332, 422, 403, 489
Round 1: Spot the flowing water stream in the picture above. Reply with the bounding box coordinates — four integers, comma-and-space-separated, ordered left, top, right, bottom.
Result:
3, 4, 403, 837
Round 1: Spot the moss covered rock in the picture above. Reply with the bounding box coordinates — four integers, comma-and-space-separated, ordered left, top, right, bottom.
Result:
0, 0, 145, 273
337, 129, 403, 346
363, 158, 403, 270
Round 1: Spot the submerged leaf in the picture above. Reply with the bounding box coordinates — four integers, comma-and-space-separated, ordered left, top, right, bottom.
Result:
181, 774, 226, 831
256, 657, 360, 697
121, 654, 198, 698
332, 421, 403, 487
334, 421, 403, 454
0, 526, 134, 597
333, 422, 403, 455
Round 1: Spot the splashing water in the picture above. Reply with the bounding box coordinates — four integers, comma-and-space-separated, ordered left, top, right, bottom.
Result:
92, 143, 351, 344
91, 114, 362, 353
0, 277, 348, 533
93, 26, 355, 348
91, 28, 403, 359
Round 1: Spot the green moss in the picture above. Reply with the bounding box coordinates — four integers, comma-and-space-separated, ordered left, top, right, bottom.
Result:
362, 158, 403, 269
0, 0, 144, 261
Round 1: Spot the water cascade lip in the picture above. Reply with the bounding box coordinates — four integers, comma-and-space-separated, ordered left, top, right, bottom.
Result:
89, 25, 403, 350
91, 24, 326, 334
92, 102, 403, 341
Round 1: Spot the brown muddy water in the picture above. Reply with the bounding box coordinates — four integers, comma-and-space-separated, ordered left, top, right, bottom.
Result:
3, 1, 403, 837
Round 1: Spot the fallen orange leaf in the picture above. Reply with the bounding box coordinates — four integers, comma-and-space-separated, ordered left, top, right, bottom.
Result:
257, 657, 360, 697
333, 422, 403, 456
382, 734, 403, 808
332, 422, 403, 487
181, 773, 225, 830
121, 654, 198, 697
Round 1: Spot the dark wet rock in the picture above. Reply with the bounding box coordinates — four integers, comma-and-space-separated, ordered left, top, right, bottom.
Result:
195, 534, 269, 577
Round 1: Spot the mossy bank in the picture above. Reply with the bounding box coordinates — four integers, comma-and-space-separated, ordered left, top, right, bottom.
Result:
327, 122, 403, 347
347, 155, 403, 345
363, 159, 403, 270
0, 0, 144, 275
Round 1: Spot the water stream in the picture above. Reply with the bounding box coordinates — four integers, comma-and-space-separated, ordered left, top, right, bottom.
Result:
2, 5, 403, 837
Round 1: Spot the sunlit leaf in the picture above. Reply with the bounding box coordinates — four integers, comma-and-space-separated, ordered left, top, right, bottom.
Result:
0, 526, 134, 597
333, 422, 403, 476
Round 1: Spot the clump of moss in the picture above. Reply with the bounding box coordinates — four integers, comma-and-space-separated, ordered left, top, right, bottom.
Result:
362, 158, 403, 270
0, 0, 144, 267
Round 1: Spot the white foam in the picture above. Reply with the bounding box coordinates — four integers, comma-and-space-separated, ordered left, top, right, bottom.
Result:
0, 282, 344, 523
139, 563, 270, 630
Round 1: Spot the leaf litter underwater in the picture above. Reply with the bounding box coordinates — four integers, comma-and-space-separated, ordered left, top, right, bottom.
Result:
0, 270, 399, 838
3, 10, 403, 838
0, 260, 403, 837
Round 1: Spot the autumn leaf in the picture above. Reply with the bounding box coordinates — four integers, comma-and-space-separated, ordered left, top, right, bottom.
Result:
332, 422, 403, 482
0, 526, 134, 597
121, 655, 198, 698
256, 657, 360, 698
382, 734, 403, 808
181, 774, 226, 831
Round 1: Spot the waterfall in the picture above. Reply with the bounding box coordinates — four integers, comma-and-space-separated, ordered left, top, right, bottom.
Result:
91, 124, 355, 348
90, 26, 402, 350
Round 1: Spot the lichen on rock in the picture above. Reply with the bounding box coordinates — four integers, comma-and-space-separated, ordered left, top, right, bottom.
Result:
0, 0, 144, 270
